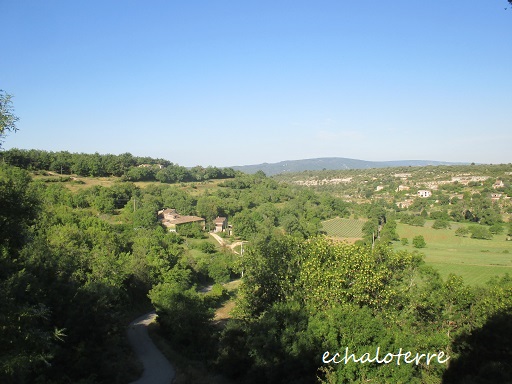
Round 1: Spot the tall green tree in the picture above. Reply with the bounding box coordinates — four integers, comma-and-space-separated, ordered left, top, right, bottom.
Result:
0, 90, 19, 147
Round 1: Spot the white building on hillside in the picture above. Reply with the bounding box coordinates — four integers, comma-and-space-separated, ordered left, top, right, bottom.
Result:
417, 190, 432, 198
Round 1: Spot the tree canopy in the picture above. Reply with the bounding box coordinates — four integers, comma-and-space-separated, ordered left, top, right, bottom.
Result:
0, 90, 19, 147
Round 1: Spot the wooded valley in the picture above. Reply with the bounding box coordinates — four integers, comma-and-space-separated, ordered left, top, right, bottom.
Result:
1, 150, 511, 383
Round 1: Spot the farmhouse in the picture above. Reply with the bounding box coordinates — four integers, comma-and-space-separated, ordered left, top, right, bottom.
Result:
493, 180, 505, 189
396, 199, 414, 209
157, 208, 205, 232
417, 190, 432, 198
214, 216, 228, 233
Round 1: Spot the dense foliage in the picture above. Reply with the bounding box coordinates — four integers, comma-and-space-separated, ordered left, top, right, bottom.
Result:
2, 161, 512, 383
0, 148, 236, 182
0, 164, 136, 383
215, 235, 512, 383
1, 135, 511, 384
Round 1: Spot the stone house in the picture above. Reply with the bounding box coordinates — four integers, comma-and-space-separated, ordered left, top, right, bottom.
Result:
157, 208, 205, 232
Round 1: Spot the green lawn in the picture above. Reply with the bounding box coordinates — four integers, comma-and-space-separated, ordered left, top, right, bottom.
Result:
321, 217, 365, 238
394, 221, 512, 285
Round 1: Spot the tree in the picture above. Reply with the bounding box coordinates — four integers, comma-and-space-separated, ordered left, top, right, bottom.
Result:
413, 235, 426, 248
177, 221, 204, 238
196, 195, 221, 223
411, 215, 426, 226
198, 241, 216, 254
0, 164, 38, 249
0, 90, 19, 147
432, 219, 451, 229
380, 218, 400, 243
469, 225, 493, 240
149, 268, 213, 355
489, 223, 504, 235
455, 226, 470, 237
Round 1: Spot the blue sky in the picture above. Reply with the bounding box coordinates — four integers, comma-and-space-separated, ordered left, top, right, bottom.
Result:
2, 1, 511, 167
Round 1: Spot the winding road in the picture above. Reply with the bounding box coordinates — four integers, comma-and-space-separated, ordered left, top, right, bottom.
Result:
128, 312, 175, 384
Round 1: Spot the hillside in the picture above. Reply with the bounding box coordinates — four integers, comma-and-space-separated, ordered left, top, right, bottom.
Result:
230, 157, 466, 176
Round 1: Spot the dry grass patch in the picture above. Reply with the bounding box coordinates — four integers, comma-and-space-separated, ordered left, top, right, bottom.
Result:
215, 300, 236, 323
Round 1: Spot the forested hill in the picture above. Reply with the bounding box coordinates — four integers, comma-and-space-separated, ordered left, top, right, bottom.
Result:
0, 148, 236, 182
230, 157, 467, 176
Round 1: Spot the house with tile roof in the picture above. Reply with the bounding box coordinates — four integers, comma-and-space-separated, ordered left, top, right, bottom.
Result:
157, 208, 205, 232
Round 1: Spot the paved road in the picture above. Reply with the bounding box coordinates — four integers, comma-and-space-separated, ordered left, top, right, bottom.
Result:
128, 312, 175, 384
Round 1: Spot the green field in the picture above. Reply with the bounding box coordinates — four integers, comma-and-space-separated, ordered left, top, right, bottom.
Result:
321, 217, 365, 239
395, 221, 512, 285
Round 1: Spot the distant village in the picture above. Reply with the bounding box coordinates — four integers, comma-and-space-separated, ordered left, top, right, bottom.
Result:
280, 166, 512, 215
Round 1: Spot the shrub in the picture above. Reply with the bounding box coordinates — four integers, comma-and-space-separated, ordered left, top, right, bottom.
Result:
432, 219, 451, 230
208, 253, 234, 283
489, 223, 504, 235
411, 216, 426, 227
430, 211, 450, 221
469, 225, 493, 240
412, 235, 426, 248
198, 241, 217, 254
455, 227, 470, 237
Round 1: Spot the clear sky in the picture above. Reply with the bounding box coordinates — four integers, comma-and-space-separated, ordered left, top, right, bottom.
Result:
1, 1, 511, 167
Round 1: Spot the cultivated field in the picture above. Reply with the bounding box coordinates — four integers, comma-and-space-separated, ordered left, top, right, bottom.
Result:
394, 221, 512, 285
321, 217, 365, 240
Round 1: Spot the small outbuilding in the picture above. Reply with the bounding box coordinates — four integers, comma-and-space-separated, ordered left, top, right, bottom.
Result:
214, 217, 228, 233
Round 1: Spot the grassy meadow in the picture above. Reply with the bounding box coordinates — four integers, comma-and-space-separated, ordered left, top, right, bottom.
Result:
394, 221, 512, 285
322, 217, 512, 285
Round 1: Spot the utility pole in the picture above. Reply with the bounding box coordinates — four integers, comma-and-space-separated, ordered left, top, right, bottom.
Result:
240, 241, 245, 277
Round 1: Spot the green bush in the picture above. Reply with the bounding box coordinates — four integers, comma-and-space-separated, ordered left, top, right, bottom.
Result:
455, 226, 470, 237
469, 225, 493, 240
412, 235, 426, 248
432, 219, 451, 229
208, 253, 234, 283
198, 241, 217, 254
489, 223, 504, 235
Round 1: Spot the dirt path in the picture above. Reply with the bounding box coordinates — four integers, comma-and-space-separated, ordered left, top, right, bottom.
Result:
229, 241, 244, 253
209, 233, 246, 254
209, 232, 225, 246
128, 311, 175, 384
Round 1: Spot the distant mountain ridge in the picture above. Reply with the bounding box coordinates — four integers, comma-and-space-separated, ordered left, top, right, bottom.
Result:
230, 157, 467, 176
